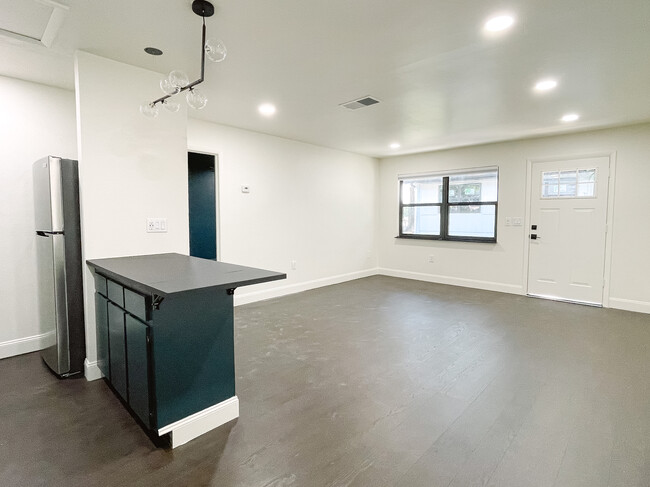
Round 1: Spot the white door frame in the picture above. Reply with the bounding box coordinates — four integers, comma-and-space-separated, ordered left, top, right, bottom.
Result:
523, 151, 617, 307
187, 147, 222, 262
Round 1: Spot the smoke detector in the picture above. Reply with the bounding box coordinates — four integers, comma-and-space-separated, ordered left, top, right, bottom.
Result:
340, 96, 381, 110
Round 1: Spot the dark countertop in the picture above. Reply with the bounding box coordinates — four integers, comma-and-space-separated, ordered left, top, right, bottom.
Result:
87, 253, 286, 297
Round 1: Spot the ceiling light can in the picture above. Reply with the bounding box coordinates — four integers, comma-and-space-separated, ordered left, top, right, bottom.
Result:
561, 113, 580, 122
484, 15, 515, 32
259, 103, 276, 117
534, 79, 558, 92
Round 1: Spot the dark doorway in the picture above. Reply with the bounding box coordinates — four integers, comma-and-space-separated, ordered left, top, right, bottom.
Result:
188, 152, 217, 260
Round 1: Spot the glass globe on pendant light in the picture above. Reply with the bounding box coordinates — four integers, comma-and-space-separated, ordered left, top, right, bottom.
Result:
205, 38, 227, 63
139, 102, 159, 118
186, 88, 208, 109
168, 70, 190, 90
163, 99, 181, 112
160, 78, 180, 95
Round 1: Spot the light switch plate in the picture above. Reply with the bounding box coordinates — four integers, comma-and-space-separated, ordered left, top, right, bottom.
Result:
146, 218, 168, 233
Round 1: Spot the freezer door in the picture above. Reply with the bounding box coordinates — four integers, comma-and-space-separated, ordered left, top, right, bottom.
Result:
33, 156, 64, 232
36, 233, 70, 375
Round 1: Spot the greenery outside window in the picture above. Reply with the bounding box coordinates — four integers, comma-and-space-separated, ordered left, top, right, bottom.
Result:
398, 168, 498, 242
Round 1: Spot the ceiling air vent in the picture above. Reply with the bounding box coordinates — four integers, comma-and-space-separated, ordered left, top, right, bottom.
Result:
340, 96, 381, 110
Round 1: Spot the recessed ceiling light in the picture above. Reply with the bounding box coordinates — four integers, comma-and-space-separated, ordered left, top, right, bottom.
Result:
389, 142, 401, 149
534, 79, 558, 92
258, 103, 276, 117
561, 113, 580, 122
484, 15, 515, 32
144, 47, 163, 56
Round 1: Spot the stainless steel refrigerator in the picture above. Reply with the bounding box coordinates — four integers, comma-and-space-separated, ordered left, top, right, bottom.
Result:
33, 156, 85, 377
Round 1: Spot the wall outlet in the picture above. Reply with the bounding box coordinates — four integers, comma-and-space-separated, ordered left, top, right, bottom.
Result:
428, 255, 434, 263
241, 185, 250, 193
146, 218, 168, 233
505, 217, 512, 226
513, 217, 523, 226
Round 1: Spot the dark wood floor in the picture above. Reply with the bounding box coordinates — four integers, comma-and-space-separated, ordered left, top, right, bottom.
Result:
2, 276, 650, 486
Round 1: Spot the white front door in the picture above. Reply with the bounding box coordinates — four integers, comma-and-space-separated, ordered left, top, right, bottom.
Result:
527, 156, 610, 305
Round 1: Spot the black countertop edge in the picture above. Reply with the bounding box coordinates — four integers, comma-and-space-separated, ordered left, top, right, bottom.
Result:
87, 253, 287, 297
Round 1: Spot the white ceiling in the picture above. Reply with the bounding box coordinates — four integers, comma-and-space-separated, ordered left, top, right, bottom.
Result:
1, 0, 649, 157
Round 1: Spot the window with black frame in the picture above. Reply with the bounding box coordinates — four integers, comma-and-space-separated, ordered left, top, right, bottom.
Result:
398, 168, 498, 242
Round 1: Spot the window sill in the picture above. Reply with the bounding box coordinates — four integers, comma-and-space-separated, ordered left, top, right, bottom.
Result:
395, 235, 497, 244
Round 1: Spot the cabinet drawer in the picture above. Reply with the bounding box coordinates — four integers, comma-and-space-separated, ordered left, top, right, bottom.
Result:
124, 288, 148, 322
94, 274, 107, 297
107, 279, 124, 307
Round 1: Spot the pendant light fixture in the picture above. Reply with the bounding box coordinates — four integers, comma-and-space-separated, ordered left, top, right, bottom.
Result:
140, 0, 226, 118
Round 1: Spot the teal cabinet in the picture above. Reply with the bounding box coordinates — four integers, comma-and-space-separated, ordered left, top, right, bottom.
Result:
93, 276, 237, 431
125, 315, 150, 426
97, 279, 153, 429
88, 253, 286, 444
149, 290, 235, 427
107, 301, 127, 401
95, 293, 110, 379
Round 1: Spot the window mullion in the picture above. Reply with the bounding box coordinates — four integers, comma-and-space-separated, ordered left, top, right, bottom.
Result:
398, 180, 403, 235
441, 176, 449, 239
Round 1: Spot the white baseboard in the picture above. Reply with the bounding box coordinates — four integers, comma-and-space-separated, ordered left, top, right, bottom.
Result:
0, 331, 53, 360
84, 358, 104, 381
608, 297, 650, 315
377, 268, 524, 295
233, 267, 524, 305
159, 396, 239, 448
234, 268, 379, 306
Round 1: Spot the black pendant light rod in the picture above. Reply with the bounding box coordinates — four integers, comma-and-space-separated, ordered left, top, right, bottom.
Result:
149, 1, 212, 107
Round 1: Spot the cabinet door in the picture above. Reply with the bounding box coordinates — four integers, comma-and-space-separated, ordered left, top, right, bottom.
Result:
107, 302, 127, 401
95, 294, 110, 379
125, 315, 151, 427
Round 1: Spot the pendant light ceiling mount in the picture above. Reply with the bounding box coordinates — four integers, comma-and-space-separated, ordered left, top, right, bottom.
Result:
192, 0, 215, 17
140, 0, 226, 118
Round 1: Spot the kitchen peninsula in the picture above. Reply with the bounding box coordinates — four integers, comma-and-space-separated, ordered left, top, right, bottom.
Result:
87, 253, 286, 447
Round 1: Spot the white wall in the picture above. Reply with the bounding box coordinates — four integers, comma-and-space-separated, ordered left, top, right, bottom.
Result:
1, 54, 379, 367
378, 123, 650, 313
4, 55, 647, 369
75, 52, 190, 376
0, 76, 77, 358
188, 119, 379, 304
